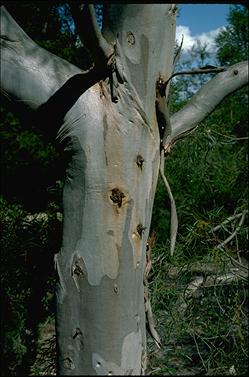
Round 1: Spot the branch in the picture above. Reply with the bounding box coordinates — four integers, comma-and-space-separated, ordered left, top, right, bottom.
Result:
0, 6, 107, 138
209, 211, 248, 233
166, 66, 226, 86
172, 34, 184, 72
216, 210, 248, 250
70, 3, 114, 68
169, 61, 249, 144
0, 6, 83, 111
175, 266, 248, 315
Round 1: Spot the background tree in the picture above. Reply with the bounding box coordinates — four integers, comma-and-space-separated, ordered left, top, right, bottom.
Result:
216, 4, 248, 66
0, 2, 248, 371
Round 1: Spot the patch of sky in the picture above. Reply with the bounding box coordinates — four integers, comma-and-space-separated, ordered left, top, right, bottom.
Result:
94, 4, 103, 30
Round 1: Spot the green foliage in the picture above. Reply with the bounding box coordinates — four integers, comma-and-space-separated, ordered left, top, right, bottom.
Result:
215, 5, 249, 66
3, 1, 63, 42
148, 257, 248, 375
3, 1, 92, 70
0, 197, 61, 375
0, 105, 62, 211
170, 41, 214, 103
152, 101, 248, 248
149, 5, 248, 374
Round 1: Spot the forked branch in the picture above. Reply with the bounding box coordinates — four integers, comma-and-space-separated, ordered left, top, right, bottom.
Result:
70, 3, 114, 70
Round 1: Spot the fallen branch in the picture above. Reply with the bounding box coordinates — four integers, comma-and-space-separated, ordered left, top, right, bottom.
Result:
175, 265, 248, 315
216, 210, 248, 249
209, 210, 248, 233
204, 269, 248, 286
167, 259, 248, 279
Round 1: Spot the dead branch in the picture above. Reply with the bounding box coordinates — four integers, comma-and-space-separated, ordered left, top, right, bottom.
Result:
216, 210, 248, 249
175, 265, 248, 316
172, 34, 184, 72
209, 210, 248, 233
165, 66, 226, 87
204, 269, 248, 286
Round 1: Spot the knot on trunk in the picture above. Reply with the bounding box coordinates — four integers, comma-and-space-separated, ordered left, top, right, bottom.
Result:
110, 188, 125, 208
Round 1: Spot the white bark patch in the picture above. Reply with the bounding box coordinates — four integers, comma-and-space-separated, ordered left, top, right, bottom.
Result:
130, 232, 142, 269
74, 224, 119, 287
92, 330, 142, 375
121, 330, 142, 374
92, 354, 123, 376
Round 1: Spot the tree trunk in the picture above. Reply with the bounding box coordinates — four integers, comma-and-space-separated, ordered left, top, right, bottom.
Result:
1, 4, 247, 375
55, 80, 159, 375
1, 4, 176, 374
55, 5, 176, 375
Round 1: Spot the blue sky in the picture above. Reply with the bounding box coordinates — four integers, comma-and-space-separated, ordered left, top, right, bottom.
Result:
176, 4, 231, 53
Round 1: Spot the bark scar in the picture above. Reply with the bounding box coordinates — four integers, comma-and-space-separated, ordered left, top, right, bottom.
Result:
110, 188, 125, 208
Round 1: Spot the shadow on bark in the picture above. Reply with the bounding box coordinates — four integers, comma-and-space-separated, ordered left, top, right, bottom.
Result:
35, 69, 104, 141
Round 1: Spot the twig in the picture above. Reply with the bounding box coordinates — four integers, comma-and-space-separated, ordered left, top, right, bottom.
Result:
192, 332, 208, 372
210, 129, 249, 141
165, 66, 226, 87
216, 210, 248, 249
159, 150, 178, 256
209, 211, 248, 232
172, 34, 184, 72
220, 248, 249, 272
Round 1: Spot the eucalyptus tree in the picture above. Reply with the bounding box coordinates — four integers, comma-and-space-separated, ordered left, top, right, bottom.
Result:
0, 4, 248, 375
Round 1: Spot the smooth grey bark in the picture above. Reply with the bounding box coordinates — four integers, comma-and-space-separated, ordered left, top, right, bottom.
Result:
53, 5, 177, 375
1, 4, 248, 375
169, 61, 248, 145
1, 4, 176, 374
